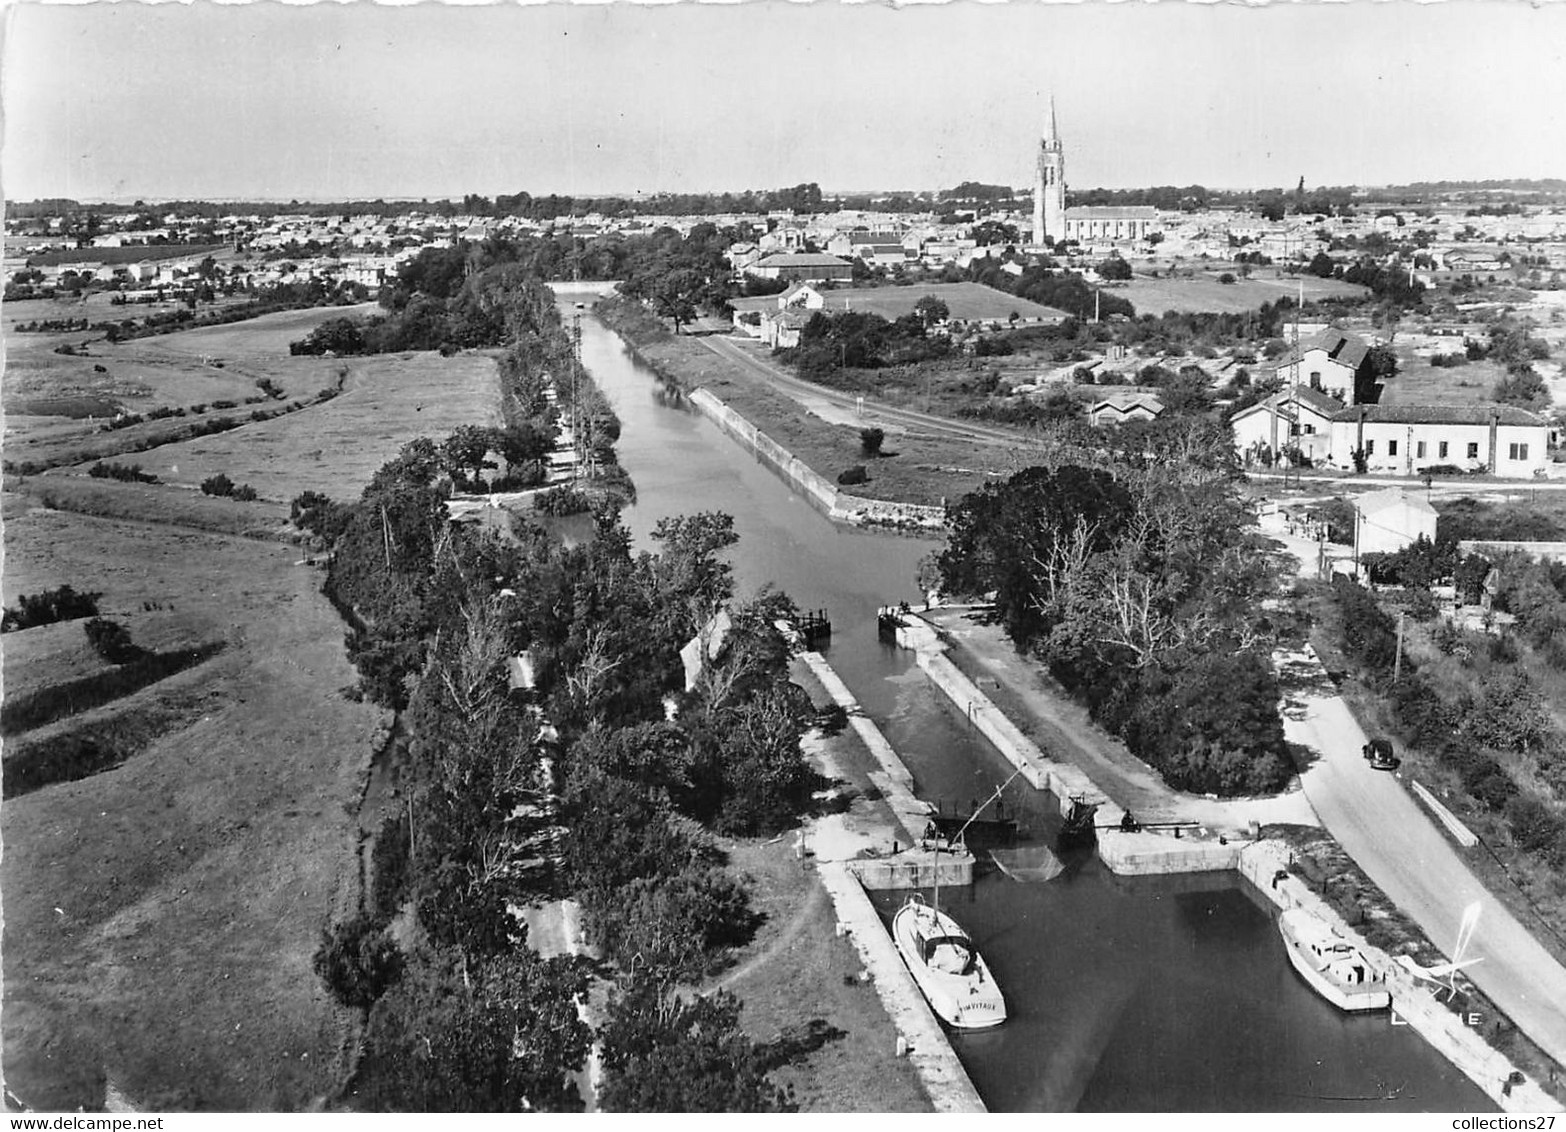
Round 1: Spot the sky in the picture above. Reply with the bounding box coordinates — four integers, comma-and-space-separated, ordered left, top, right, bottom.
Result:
2, 0, 1565, 204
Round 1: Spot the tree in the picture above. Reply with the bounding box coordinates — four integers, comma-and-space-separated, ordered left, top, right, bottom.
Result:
1308, 251, 1336, 279
599, 983, 792, 1112
937, 465, 1136, 650
2, 585, 101, 632
313, 914, 405, 1009
913, 295, 950, 329
1096, 256, 1132, 282
441, 424, 496, 489
859, 427, 885, 456
1358, 344, 1398, 404
84, 617, 141, 664
1493, 366, 1549, 410
357, 951, 591, 1112
652, 268, 705, 334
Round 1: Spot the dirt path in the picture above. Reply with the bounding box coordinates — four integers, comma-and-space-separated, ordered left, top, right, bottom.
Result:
710, 873, 826, 995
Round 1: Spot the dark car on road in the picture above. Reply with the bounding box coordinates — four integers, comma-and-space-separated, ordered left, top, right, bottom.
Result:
1363, 738, 1400, 771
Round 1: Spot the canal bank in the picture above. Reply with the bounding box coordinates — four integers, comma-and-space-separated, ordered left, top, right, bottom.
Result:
575, 293, 1500, 1112
687, 387, 946, 532
790, 652, 982, 1111
888, 604, 1558, 1112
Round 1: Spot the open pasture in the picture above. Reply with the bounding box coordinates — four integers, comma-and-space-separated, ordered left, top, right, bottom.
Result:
110, 350, 503, 501
1117, 271, 1368, 315
1, 505, 388, 1111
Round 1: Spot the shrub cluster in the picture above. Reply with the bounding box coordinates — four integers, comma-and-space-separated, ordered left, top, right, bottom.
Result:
88, 460, 158, 484
2, 584, 101, 632
1327, 579, 1565, 862
201, 473, 259, 501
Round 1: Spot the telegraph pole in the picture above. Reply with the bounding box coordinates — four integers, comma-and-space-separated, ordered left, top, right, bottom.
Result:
1394, 610, 1406, 681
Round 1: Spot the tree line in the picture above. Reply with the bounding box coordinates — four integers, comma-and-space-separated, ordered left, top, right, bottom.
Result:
932, 455, 1292, 795
296, 264, 816, 1109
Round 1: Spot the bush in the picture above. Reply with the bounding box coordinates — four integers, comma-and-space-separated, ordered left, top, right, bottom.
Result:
859, 427, 885, 457
2, 584, 101, 632
232, 484, 259, 502
837, 465, 868, 486
1505, 795, 1564, 855
1466, 761, 1519, 812
201, 473, 235, 497
1331, 578, 1399, 676
534, 486, 590, 516
370, 812, 413, 923
89, 461, 158, 484
313, 913, 405, 1009
83, 617, 141, 664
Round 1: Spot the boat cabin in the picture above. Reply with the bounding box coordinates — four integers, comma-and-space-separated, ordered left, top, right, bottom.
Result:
919, 933, 979, 977
1311, 938, 1380, 987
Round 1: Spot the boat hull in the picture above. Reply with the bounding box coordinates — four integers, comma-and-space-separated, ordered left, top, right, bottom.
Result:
1279, 909, 1391, 1013
892, 900, 1007, 1030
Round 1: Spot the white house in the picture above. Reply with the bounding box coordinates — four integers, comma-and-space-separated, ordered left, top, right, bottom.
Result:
1230, 385, 1344, 466
1354, 489, 1438, 556
1328, 404, 1552, 478
1272, 328, 1374, 404
728, 282, 826, 348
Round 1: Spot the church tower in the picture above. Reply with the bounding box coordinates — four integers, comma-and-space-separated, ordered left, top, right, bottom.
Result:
1033, 97, 1066, 246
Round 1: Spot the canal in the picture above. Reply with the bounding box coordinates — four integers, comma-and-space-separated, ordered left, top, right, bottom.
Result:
563, 292, 1493, 1112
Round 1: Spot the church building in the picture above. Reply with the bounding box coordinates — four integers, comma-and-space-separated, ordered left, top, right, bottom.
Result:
1033, 101, 1160, 248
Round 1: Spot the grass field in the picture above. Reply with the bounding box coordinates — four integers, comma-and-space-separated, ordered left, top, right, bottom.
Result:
11, 243, 230, 268
0, 300, 507, 1109
0, 505, 390, 1110
648, 333, 1025, 508
802, 281, 1067, 324
711, 838, 929, 1112
1, 611, 221, 713
3, 300, 382, 468
91, 351, 502, 501
1117, 271, 1369, 315
1379, 357, 1510, 406
16, 476, 292, 539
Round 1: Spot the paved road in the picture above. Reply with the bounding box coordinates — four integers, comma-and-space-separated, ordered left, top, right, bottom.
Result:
697, 335, 1044, 449
1280, 644, 1566, 1068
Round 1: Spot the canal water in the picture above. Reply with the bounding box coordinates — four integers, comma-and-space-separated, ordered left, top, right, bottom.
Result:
565, 294, 1493, 1113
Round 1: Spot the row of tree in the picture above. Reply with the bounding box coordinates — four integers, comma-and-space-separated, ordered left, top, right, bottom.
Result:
299, 262, 811, 1108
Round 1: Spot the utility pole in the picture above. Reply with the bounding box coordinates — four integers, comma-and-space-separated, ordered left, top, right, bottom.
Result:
1394, 609, 1406, 681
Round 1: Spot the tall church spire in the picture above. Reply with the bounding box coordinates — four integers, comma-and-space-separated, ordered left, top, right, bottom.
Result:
1034, 95, 1066, 246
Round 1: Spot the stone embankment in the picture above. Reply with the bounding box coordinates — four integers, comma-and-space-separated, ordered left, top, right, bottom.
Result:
687, 388, 946, 532
886, 611, 1244, 876
790, 646, 984, 1113
1241, 841, 1561, 1114
887, 606, 1557, 1111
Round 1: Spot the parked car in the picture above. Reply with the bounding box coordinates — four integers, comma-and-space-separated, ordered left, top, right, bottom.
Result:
1362, 738, 1400, 771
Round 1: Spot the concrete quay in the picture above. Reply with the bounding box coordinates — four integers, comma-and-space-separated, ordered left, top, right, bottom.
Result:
790, 653, 985, 1113
795, 648, 972, 890
885, 607, 1556, 1111
888, 612, 1247, 876
816, 862, 986, 1113
1242, 841, 1561, 1115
